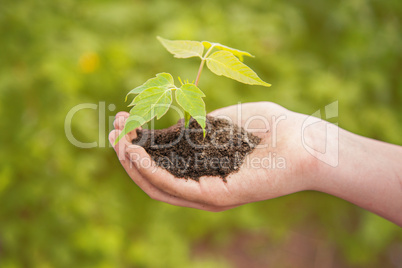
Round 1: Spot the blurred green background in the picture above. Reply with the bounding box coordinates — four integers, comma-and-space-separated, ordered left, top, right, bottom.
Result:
1, 0, 401, 267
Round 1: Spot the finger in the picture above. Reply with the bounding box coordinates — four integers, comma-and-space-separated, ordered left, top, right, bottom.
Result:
112, 111, 142, 143
109, 129, 235, 211
113, 112, 130, 130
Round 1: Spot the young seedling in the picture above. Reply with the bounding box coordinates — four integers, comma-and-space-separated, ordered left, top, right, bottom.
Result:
115, 37, 271, 144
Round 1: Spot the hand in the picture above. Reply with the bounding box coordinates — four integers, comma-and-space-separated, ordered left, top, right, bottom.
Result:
109, 102, 318, 212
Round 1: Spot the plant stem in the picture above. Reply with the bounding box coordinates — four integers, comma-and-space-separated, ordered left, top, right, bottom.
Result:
195, 45, 215, 86
184, 111, 191, 127
191, 45, 215, 131
195, 60, 205, 86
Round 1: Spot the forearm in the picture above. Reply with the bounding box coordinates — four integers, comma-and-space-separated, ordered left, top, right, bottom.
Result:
312, 127, 402, 226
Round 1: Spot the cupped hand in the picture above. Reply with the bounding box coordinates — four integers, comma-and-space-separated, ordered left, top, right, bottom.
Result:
109, 102, 317, 211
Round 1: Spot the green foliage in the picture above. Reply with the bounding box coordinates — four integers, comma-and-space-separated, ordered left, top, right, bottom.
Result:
206, 51, 271, 86
158, 37, 269, 88
175, 83, 206, 130
157, 36, 204, 59
202, 41, 254, 61
118, 73, 175, 141
117, 37, 270, 144
1, 0, 401, 267
126, 72, 175, 97
117, 72, 207, 143
117, 72, 207, 142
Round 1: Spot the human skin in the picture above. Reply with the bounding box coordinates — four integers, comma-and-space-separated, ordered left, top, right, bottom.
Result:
109, 102, 402, 226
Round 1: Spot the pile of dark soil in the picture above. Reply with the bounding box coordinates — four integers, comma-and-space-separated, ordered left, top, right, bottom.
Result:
132, 116, 261, 182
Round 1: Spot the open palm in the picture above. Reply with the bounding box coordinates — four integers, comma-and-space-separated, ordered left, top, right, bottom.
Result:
109, 102, 316, 211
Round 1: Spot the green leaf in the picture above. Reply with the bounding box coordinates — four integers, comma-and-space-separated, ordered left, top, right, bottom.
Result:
125, 73, 174, 101
157, 36, 204, 59
115, 87, 172, 145
131, 87, 172, 119
114, 115, 147, 145
206, 51, 271, 87
175, 83, 206, 132
202, 41, 254, 61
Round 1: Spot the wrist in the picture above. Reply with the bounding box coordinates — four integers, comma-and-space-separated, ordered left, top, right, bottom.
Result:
308, 125, 402, 225
301, 119, 343, 192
